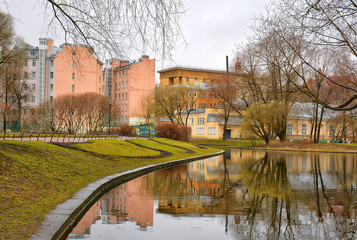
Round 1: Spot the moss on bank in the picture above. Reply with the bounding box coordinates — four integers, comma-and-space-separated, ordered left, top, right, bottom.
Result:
0, 139, 218, 240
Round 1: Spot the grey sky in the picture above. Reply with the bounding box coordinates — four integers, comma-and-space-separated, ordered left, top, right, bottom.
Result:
1, 0, 270, 71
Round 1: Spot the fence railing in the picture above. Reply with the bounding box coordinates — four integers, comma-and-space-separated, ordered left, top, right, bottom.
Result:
0, 131, 138, 143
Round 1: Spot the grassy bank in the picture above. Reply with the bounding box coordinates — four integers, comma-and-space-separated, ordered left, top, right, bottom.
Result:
190, 139, 357, 152
0, 139, 218, 240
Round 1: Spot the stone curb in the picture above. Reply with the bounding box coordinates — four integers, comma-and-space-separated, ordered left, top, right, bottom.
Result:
30, 150, 224, 240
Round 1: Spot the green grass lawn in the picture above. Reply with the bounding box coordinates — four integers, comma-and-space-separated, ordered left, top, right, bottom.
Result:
72, 139, 161, 157
190, 139, 267, 149
190, 139, 357, 152
0, 139, 219, 240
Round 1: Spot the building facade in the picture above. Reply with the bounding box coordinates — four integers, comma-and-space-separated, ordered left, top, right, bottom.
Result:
158, 60, 242, 109
24, 38, 103, 107
104, 56, 155, 125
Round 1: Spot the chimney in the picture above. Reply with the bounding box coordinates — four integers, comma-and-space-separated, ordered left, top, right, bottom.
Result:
235, 57, 242, 73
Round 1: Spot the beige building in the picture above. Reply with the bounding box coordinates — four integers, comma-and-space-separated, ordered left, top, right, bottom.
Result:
182, 107, 242, 140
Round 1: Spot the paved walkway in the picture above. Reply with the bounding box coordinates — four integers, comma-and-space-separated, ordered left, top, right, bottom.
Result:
1, 135, 137, 143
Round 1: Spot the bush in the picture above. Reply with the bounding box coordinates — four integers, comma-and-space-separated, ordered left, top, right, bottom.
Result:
156, 123, 190, 142
111, 125, 136, 136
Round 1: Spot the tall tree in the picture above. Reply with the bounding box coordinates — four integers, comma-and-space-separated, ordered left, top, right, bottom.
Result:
41, 0, 185, 60
155, 85, 198, 126
258, 0, 357, 111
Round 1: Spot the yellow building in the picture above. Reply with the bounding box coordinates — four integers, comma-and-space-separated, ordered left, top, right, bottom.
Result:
286, 102, 356, 142
184, 107, 242, 140
158, 64, 242, 109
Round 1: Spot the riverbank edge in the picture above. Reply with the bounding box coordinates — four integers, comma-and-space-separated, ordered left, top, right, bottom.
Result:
195, 143, 357, 154
31, 149, 224, 240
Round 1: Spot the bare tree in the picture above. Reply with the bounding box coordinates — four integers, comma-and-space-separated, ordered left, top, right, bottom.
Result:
155, 85, 198, 126
0, 11, 28, 130
258, 0, 357, 111
136, 92, 155, 134
40, 0, 185, 60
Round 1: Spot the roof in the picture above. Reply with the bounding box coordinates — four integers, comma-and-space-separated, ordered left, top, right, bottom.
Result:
207, 114, 242, 126
157, 65, 242, 75
288, 102, 339, 120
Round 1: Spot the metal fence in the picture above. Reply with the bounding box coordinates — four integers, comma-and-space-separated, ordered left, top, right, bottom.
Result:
0, 132, 138, 143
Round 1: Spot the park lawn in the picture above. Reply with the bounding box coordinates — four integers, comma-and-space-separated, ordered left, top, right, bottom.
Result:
72, 139, 160, 157
0, 139, 219, 240
190, 139, 357, 152
128, 139, 218, 160
154, 138, 201, 149
190, 139, 267, 149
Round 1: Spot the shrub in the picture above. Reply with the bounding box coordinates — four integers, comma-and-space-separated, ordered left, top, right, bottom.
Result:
112, 125, 136, 136
156, 123, 190, 141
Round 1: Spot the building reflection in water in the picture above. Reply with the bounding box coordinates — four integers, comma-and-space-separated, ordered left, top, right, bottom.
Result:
67, 149, 357, 239
68, 175, 154, 239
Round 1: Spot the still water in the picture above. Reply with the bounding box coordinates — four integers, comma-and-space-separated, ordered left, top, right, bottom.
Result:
67, 150, 357, 239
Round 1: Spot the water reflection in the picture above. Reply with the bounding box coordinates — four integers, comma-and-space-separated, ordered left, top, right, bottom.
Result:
67, 150, 357, 239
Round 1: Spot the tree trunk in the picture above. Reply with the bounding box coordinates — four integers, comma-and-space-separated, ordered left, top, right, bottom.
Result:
316, 106, 324, 143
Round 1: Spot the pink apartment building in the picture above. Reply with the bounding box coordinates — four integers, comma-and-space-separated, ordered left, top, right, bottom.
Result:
24, 39, 154, 127
25, 38, 103, 107
103, 56, 155, 125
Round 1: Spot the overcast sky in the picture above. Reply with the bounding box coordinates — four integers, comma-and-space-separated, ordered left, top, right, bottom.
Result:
1, 0, 270, 72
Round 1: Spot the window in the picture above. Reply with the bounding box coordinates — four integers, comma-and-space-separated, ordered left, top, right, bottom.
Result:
72, 73, 75, 80
99, 76, 101, 83
125, 115, 127, 122
186, 77, 189, 82
301, 123, 307, 135
72, 52, 75, 56
189, 118, 193, 125
197, 127, 205, 135
125, 93, 127, 100
24, 84, 27, 91
208, 127, 216, 135
32, 96, 35, 102
114, 94, 117, 101
202, 104, 206, 109
193, 92, 197, 98
50, 72, 54, 79
203, 78, 206, 83
287, 123, 293, 135
72, 61, 75, 68
125, 104, 127, 111
329, 125, 335, 137
32, 72, 36, 78
126, 81, 128, 88
99, 87, 101, 94
31, 51, 35, 56
118, 94, 120, 101
50, 60, 54, 66
197, 117, 205, 125
32, 84, 36, 90
50, 84, 53, 91
201, 92, 206, 99
72, 84, 75, 92
194, 78, 197, 82
50, 96, 53, 103
126, 70, 128, 77
32, 60, 36, 67
24, 60, 28, 67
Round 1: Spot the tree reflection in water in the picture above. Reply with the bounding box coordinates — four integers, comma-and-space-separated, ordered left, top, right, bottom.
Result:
240, 151, 356, 240
241, 152, 296, 239
68, 150, 356, 239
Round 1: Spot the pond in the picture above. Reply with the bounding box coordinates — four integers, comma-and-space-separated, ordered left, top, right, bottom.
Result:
66, 150, 357, 239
